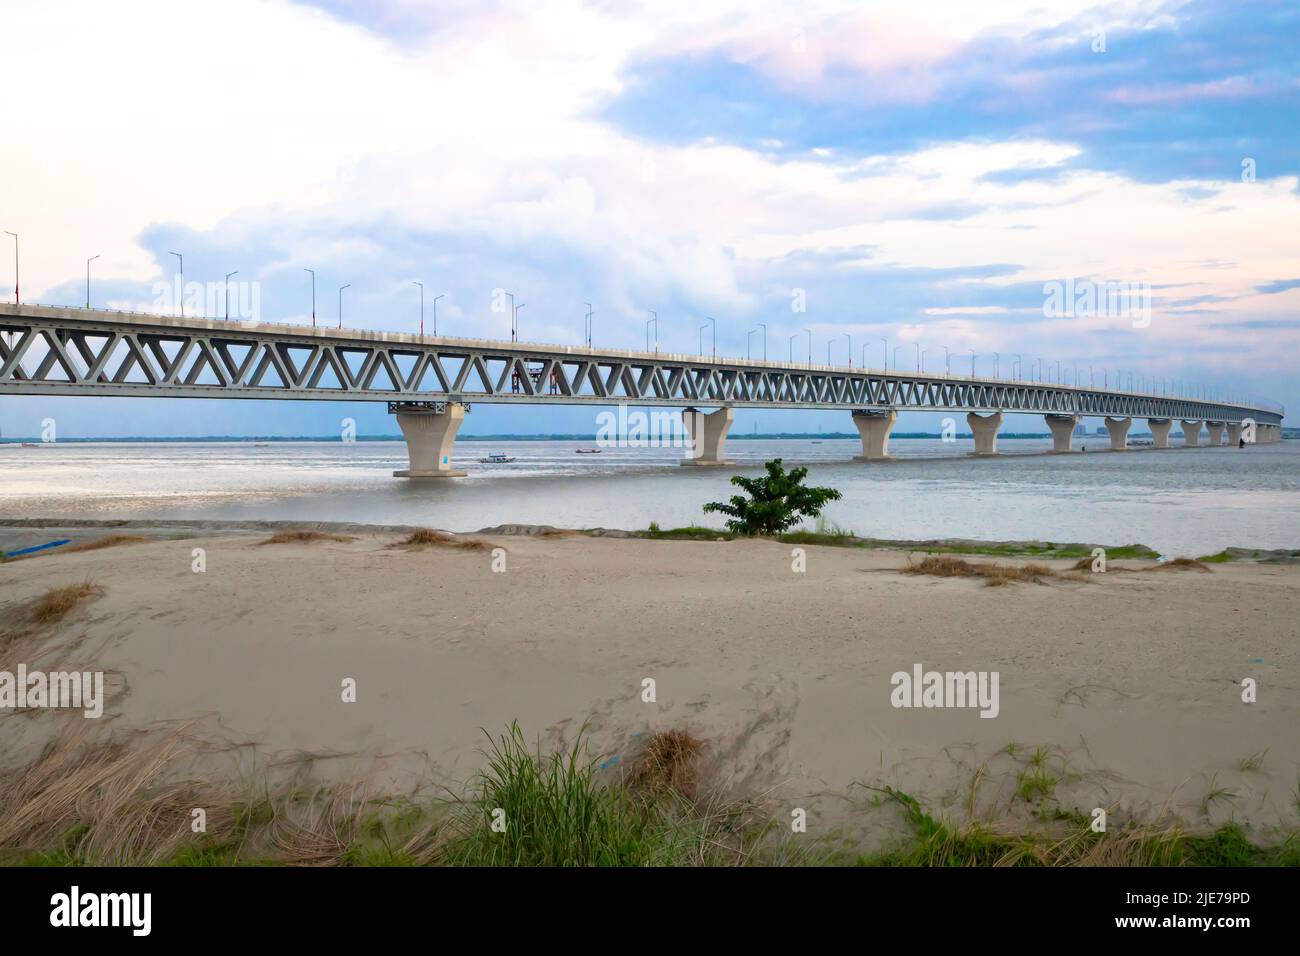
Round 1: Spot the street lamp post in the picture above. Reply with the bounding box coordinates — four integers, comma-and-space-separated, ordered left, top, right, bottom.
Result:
707, 326, 716, 359
3, 231, 16, 304
584, 302, 593, 347
225, 271, 238, 321
706, 316, 716, 358
86, 255, 99, 309
881, 338, 888, 371
304, 268, 315, 327
514, 302, 526, 341
915, 342, 921, 373
920, 348, 928, 374
945, 346, 951, 375
433, 293, 443, 336
412, 281, 423, 336
646, 310, 657, 352
758, 323, 767, 360
843, 332, 851, 367
171, 252, 184, 318
338, 284, 350, 329
1011, 353, 1021, 379
788, 333, 798, 362
804, 328, 811, 364
970, 350, 977, 376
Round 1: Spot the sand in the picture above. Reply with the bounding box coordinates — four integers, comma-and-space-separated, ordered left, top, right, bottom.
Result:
2, 525, 1298, 843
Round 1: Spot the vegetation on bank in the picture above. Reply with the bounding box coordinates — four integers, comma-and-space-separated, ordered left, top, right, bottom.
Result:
4, 722, 1295, 868
703, 459, 842, 535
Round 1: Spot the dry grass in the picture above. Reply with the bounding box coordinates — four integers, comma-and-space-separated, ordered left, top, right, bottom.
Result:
18, 581, 105, 629
257, 530, 355, 546
1150, 557, 1211, 572
904, 554, 1056, 587
0, 722, 231, 865
627, 729, 703, 799
63, 534, 150, 554
390, 528, 494, 552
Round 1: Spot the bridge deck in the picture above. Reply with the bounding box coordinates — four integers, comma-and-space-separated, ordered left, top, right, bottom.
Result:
0, 304, 1283, 424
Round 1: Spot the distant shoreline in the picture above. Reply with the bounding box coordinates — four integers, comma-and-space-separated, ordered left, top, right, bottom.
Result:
2, 432, 1127, 443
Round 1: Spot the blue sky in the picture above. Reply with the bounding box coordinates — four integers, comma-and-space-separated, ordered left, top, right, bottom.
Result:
1, 0, 1296, 438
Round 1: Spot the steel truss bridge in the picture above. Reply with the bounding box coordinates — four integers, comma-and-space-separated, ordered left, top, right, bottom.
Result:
0, 304, 1283, 426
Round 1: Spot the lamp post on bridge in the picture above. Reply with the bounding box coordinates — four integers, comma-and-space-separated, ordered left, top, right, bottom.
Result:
804, 328, 811, 364
970, 350, 977, 376
706, 316, 716, 358
85, 255, 99, 309
304, 268, 315, 327
881, 337, 888, 371
584, 302, 593, 347
412, 281, 423, 336
789, 333, 798, 362
3, 231, 16, 304
338, 284, 350, 329
433, 293, 443, 336
224, 271, 238, 321
646, 310, 657, 353
945, 346, 951, 375
514, 302, 525, 342
1011, 353, 1021, 379
993, 352, 999, 378
171, 252, 185, 319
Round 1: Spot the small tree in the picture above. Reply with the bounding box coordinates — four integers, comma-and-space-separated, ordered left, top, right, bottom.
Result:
703, 458, 842, 536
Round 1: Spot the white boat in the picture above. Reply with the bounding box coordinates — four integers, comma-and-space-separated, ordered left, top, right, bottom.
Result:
479, 452, 517, 463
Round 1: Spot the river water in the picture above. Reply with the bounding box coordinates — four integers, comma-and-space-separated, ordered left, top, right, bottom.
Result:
1, 438, 1297, 555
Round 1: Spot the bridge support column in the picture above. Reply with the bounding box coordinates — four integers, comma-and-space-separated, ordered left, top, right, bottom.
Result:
1227, 422, 1243, 446
1205, 421, 1225, 446
392, 402, 467, 477
852, 409, 897, 461
1148, 419, 1173, 449
966, 412, 1003, 456
1104, 416, 1131, 450
680, 406, 734, 465
1044, 414, 1079, 453
1181, 421, 1203, 447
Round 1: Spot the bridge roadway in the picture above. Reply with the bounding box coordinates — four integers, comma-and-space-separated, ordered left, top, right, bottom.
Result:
0, 303, 1285, 477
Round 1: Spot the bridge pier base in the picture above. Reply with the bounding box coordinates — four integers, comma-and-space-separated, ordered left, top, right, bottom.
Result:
392, 402, 468, 477
1227, 422, 1243, 446
1181, 420, 1203, 447
1148, 419, 1173, 448
1044, 414, 1079, 453
680, 406, 734, 465
852, 409, 897, 461
1206, 421, 1225, 446
967, 412, 1003, 456
1104, 416, 1131, 450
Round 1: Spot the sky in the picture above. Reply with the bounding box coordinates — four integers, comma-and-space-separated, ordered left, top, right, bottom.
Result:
0, 0, 1296, 438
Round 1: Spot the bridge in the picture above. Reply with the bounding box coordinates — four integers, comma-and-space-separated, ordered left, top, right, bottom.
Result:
0, 303, 1285, 477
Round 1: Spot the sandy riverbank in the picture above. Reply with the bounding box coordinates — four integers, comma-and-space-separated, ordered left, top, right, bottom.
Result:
2, 523, 1298, 852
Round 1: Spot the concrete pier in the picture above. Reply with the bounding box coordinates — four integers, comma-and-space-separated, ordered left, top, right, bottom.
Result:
1227, 422, 1243, 445
1148, 419, 1173, 449
967, 411, 1003, 456
681, 406, 734, 465
1044, 414, 1080, 453
1104, 416, 1131, 450
1181, 420, 1203, 447
852, 409, 897, 461
392, 402, 467, 477
1205, 421, 1225, 446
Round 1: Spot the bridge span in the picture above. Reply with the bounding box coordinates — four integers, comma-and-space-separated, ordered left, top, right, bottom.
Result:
0, 303, 1285, 477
